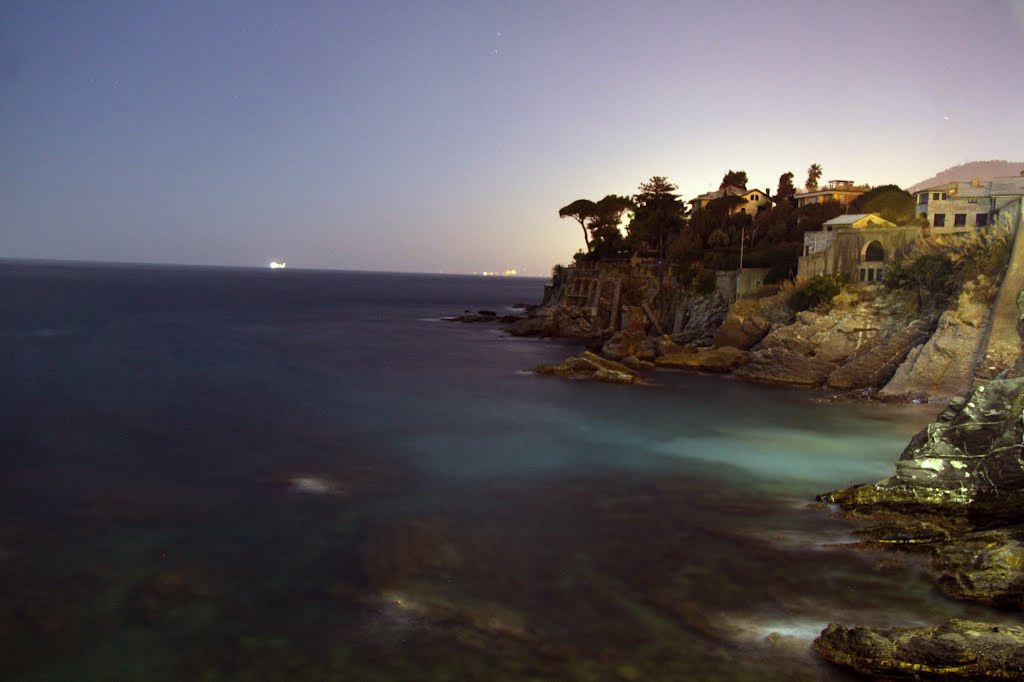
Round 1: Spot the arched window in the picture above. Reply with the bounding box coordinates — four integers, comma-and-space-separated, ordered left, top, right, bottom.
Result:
864, 240, 884, 262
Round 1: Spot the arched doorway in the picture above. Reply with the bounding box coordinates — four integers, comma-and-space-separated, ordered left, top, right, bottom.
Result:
859, 240, 885, 283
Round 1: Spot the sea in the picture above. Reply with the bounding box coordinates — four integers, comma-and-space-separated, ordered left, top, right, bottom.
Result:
0, 262, 1011, 680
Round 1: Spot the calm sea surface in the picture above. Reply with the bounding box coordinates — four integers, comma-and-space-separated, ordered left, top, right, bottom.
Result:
0, 262, 1009, 680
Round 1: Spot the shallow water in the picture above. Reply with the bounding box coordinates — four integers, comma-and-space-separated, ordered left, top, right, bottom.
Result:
1, 262, 1016, 680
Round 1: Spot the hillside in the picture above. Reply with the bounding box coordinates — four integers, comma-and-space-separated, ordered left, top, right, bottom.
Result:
909, 160, 1024, 192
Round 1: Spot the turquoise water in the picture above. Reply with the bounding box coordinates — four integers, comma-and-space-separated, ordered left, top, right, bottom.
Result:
0, 263, 1010, 680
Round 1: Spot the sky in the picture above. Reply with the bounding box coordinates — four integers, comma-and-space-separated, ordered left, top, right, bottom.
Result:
2, 0, 1023, 275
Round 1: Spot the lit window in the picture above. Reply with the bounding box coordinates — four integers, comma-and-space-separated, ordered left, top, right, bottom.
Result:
954, 214, 966, 227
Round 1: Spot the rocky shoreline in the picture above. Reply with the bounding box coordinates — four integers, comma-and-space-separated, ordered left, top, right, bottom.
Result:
450, 267, 1024, 677
812, 377, 1024, 677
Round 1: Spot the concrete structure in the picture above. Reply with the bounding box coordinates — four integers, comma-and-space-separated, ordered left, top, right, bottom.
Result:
794, 179, 869, 208
798, 212, 917, 282
914, 175, 1024, 233
689, 186, 773, 216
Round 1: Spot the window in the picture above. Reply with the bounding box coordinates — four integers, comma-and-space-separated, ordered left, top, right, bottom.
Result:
941, 193, 948, 200
968, 199, 978, 204
932, 193, 940, 200
976, 213, 989, 228
859, 268, 866, 282
933, 213, 945, 227
954, 213, 966, 227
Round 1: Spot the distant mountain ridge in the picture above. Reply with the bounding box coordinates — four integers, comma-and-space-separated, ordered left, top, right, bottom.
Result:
909, 160, 1024, 192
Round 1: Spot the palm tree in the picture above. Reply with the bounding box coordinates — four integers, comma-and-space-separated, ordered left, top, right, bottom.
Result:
806, 163, 823, 191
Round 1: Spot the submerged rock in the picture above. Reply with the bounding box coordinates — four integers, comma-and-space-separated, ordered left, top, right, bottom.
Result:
131, 568, 212, 625
359, 517, 463, 590
814, 619, 1024, 679
931, 527, 1024, 608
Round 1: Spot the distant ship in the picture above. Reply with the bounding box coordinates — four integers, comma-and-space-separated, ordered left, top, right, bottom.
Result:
269, 261, 287, 269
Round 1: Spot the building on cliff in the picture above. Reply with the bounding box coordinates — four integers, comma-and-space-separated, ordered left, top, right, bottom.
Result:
797, 213, 918, 282
794, 179, 868, 207
914, 175, 1024, 232
688, 185, 773, 216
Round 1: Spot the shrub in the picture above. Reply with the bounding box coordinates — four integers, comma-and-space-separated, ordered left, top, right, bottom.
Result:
675, 262, 718, 296
957, 228, 1013, 287
789, 274, 844, 312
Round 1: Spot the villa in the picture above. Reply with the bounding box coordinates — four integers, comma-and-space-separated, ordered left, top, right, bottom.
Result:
794, 179, 868, 208
689, 186, 773, 216
914, 175, 1024, 232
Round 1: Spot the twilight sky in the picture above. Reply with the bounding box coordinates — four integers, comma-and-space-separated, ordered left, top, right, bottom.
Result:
2, 0, 1023, 275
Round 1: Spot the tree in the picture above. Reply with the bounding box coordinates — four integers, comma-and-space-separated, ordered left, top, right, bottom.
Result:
849, 185, 915, 224
588, 194, 634, 257
629, 176, 685, 260
776, 172, 796, 202
720, 170, 748, 190
558, 199, 597, 252
806, 163, 823, 191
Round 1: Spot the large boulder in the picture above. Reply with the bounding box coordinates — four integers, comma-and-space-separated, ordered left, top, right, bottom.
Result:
814, 619, 1024, 679
601, 331, 645, 360
712, 312, 771, 350
732, 347, 837, 387
655, 346, 749, 373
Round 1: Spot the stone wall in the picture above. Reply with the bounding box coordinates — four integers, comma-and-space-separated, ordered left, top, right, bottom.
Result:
796, 226, 919, 281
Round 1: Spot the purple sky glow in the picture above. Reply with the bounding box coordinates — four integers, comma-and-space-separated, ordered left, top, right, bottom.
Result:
2, 0, 1023, 274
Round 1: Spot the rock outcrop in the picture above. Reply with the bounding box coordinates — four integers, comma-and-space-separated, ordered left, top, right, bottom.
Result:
655, 346, 749, 373
880, 298, 990, 402
535, 351, 644, 385
814, 619, 1024, 680
507, 305, 598, 339
730, 289, 927, 390
733, 347, 837, 386
825, 377, 1024, 523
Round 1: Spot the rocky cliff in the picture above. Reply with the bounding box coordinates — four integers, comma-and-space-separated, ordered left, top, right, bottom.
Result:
515, 258, 1024, 403
508, 262, 729, 344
